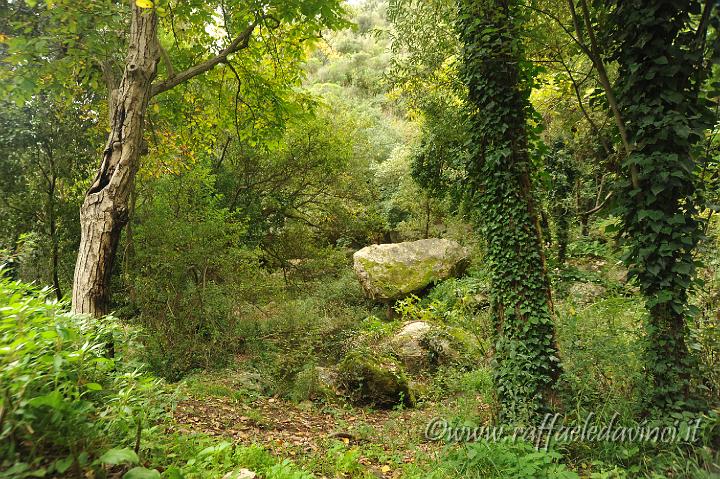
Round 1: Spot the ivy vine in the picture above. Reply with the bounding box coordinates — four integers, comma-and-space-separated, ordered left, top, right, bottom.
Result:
609, 0, 718, 410
456, 0, 561, 421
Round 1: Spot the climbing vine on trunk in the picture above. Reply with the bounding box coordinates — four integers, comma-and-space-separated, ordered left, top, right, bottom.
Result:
609, 0, 718, 410
456, 0, 561, 421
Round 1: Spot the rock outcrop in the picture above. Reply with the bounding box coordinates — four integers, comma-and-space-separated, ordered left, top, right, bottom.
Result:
353, 239, 469, 301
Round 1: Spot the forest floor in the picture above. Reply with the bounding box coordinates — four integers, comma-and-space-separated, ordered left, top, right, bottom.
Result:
166, 359, 453, 478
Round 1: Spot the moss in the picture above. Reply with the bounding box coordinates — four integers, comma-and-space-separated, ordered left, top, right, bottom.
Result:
337, 350, 415, 408
357, 256, 445, 299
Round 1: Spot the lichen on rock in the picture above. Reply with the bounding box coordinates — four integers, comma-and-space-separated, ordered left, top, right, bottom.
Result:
353, 238, 469, 301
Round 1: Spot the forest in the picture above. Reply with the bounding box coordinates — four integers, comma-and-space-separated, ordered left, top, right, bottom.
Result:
1, 0, 719, 477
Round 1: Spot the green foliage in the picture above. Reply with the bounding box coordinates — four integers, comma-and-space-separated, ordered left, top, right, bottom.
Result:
393, 276, 493, 359
545, 141, 577, 263
2, 0, 720, 477
556, 296, 648, 417
158, 440, 315, 479
128, 166, 272, 380
609, 0, 719, 410
455, 0, 561, 421
0, 97, 99, 296
429, 440, 579, 479
0, 273, 166, 476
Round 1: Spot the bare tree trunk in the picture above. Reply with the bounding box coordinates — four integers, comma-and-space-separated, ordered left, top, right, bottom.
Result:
49, 180, 62, 301
72, 7, 259, 316
424, 195, 431, 239
71, 7, 158, 316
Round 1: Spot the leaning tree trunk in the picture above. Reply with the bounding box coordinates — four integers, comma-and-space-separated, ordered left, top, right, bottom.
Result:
71, 7, 158, 316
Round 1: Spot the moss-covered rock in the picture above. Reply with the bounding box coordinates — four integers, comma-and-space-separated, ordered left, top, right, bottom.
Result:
352, 239, 469, 301
387, 321, 481, 372
337, 351, 414, 408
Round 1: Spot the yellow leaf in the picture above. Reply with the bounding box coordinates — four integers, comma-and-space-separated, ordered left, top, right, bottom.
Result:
381, 465, 391, 473
135, 0, 153, 8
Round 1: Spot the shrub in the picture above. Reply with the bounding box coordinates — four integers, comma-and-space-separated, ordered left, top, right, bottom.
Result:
556, 296, 648, 417
0, 272, 166, 476
128, 166, 279, 380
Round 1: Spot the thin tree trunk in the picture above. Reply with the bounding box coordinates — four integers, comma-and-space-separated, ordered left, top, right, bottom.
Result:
71, 6, 158, 316
424, 196, 431, 239
44, 145, 62, 301
49, 183, 62, 301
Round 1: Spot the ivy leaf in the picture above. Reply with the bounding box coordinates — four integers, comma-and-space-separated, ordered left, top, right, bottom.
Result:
123, 467, 161, 479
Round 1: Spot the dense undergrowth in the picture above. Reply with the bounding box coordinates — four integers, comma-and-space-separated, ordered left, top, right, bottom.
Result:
2, 216, 720, 478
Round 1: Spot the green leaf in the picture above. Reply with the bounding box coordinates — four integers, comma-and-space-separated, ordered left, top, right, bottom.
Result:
99, 448, 139, 466
85, 382, 103, 391
124, 467, 161, 479
28, 389, 63, 409
55, 456, 74, 474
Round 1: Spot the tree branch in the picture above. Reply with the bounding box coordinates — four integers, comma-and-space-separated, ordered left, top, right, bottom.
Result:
99, 60, 119, 126
556, 53, 612, 156
571, 0, 640, 189
694, 0, 715, 52
158, 43, 175, 79
150, 19, 258, 97
581, 192, 612, 216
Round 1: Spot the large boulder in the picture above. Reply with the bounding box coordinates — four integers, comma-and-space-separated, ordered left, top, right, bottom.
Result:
353, 239, 469, 301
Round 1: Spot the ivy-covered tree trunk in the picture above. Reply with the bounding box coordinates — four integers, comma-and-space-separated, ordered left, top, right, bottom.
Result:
72, 7, 159, 316
611, 0, 717, 409
457, 0, 561, 420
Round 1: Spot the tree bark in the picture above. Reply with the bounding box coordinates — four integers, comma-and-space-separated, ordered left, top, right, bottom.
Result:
71, 6, 159, 316
49, 174, 62, 301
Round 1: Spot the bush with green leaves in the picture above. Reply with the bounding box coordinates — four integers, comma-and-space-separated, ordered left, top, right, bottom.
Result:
0, 272, 166, 477
128, 166, 279, 380
395, 276, 493, 357
555, 296, 649, 418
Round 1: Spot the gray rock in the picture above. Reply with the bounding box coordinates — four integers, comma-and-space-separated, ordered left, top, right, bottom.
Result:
353, 239, 469, 301
388, 320, 479, 372
315, 366, 339, 390
230, 371, 267, 394
388, 321, 434, 371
